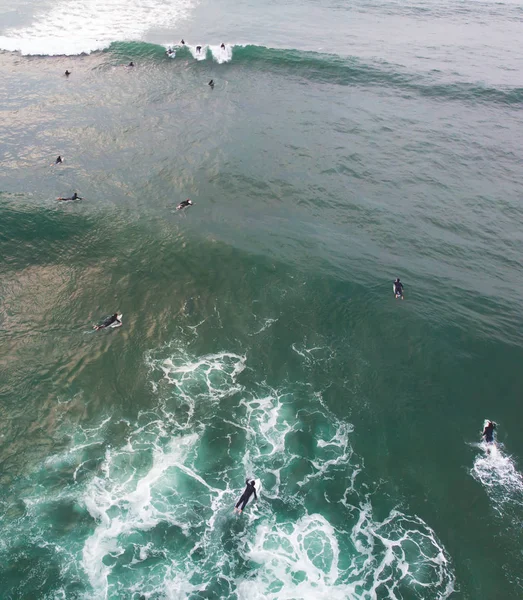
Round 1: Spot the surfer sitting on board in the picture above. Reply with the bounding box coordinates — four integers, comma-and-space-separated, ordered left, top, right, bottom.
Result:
93, 313, 121, 331
394, 278, 404, 299
234, 479, 257, 514
482, 420, 496, 443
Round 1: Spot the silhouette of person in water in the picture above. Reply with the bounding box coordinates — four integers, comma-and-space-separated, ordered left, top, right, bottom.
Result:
196, 45, 202, 53
208, 80, 214, 89
220, 43, 225, 50
65, 70, 71, 77
128, 62, 134, 67
57, 192, 82, 201
55, 155, 63, 164
234, 479, 257, 514
181, 39, 185, 45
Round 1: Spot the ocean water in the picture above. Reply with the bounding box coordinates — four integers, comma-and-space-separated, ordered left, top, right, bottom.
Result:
1, 0, 523, 598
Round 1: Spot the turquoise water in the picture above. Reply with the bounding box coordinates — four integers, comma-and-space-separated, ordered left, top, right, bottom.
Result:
1, 1, 523, 598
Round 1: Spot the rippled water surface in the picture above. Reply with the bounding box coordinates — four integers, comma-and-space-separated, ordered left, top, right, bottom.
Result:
1, 0, 523, 598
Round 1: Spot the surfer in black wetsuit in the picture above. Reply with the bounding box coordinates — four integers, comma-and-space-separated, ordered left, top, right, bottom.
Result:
57, 192, 82, 201
234, 479, 257, 514
196, 45, 202, 53
181, 39, 185, 45
128, 62, 135, 67
220, 43, 225, 50
64, 70, 71, 77
177, 199, 193, 210
208, 79, 214, 89
482, 420, 496, 443
394, 278, 404, 299
55, 155, 63, 164
93, 313, 121, 331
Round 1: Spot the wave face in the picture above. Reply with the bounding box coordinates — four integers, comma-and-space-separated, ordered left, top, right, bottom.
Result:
5, 32, 521, 107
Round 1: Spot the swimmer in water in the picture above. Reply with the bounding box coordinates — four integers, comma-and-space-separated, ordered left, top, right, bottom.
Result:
482, 420, 496, 444
196, 45, 202, 53
55, 155, 64, 164
57, 192, 82, 201
233, 479, 257, 514
393, 278, 404, 299
220, 43, 225, 50
65, 70, 71, 77
181, 39, 185, 45
208, 79, 214, 89
166, 47, 175, 55
176, 199, 193, 210
93, 313, 121, 331
128, 62, 135, 67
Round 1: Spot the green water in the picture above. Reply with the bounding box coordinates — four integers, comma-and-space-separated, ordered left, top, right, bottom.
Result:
1, 7, 523, 598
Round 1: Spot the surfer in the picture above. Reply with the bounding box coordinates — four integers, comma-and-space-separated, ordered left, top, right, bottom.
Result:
181, 39, 185, 45
128, 62, 135, 67
57, 192, 82, 201
166, 47, 175, 55
208, 79, 214, 89
196, 45, 202, 54
93, 313, 121, 331
482, 420, 496, 443
64, 70, 71, 77
394, 278, 404, 299
55, 155, 64, 164
177, 199, 193, 210
234, 479, 257, 514
220, 43, 225, 50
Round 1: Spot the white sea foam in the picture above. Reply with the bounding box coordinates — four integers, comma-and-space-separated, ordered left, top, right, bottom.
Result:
0, 0, 196, 56
471, 440, 523, 516
4, 338, 454, 599
209, 44, 233, 64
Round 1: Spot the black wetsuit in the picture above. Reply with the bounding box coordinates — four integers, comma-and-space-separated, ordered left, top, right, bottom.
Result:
100, 314, 119, 329
177, 200, 192, 209
235, 480, 257, 511
483, 422, 496, 443
394, 281, 403, 296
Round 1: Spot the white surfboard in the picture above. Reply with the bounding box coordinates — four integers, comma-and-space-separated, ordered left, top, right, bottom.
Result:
252, 478, 262, 500
110, 313, 123, 328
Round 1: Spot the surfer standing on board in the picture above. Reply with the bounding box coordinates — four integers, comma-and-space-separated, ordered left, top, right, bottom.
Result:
234, 479, 257, 514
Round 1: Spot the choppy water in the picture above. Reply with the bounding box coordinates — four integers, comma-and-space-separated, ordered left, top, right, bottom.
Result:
1, 0, 523, 598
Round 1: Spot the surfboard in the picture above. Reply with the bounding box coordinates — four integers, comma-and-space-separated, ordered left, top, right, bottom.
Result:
110, 313, 123, 328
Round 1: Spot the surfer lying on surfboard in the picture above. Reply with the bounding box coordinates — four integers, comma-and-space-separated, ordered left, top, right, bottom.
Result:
482, 420, 496, 443
57, 192, 82, 202
393, 278, 404, 299
234, 479, 257, 514
93, 313, 122, 330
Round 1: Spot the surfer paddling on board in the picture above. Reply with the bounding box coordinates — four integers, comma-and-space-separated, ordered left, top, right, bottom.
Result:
54, 155, 64, 165
93, 313, 121, 331
393, 278, 404, 299
482, 420, 496, 444
234, 479, 257, 514
57, 192, 82, 201
177, 199, 193, 210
